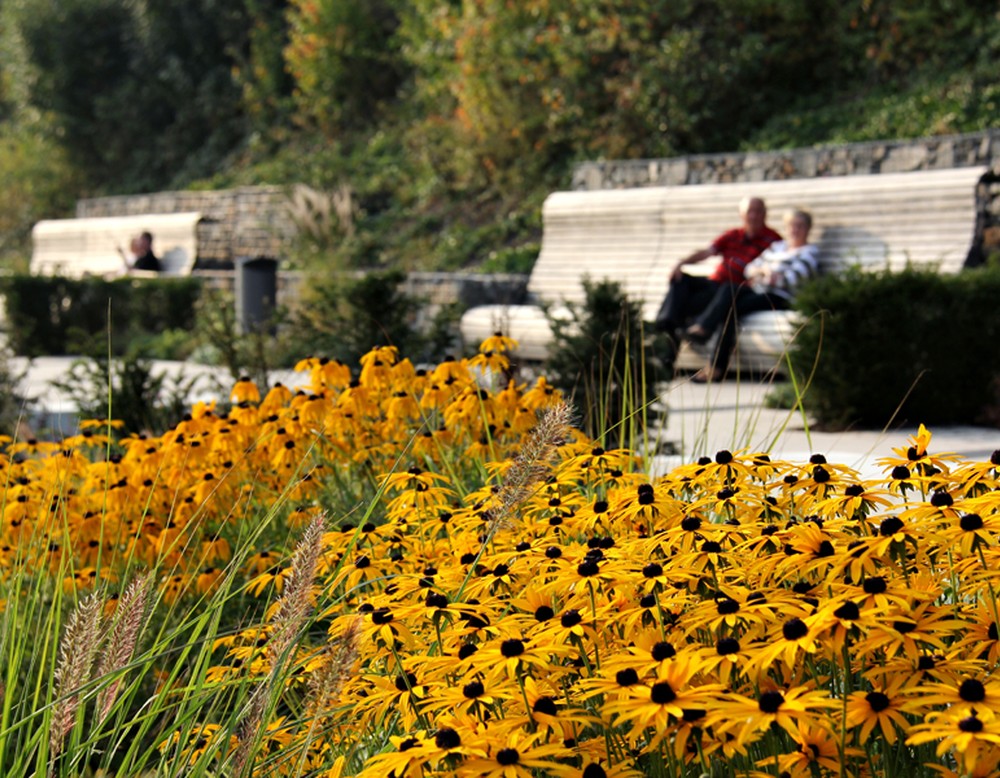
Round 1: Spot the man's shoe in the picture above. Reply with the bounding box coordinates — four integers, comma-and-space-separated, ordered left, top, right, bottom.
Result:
685, 324, 710, 344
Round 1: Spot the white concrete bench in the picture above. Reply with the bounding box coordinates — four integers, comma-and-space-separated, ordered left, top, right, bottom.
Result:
30, 212, 204, 278
460, 166, 986, 373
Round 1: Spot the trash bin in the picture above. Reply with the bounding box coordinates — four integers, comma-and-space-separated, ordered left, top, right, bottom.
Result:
235, 257, 278, 334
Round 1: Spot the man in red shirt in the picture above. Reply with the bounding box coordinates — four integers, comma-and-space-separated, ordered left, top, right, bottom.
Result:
653, 196, 781, 365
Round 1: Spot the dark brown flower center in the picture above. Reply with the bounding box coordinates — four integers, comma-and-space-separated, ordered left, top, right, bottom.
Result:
435, 728, 461, 749
960, 679, 986, 702
783, 618, 808, 640
496, 748, 520, 765
834, 601, 860, 621
960, 513, 984, 531
500, 639, 525, 658
650, 681, 676, 704
959, 716, 984, 733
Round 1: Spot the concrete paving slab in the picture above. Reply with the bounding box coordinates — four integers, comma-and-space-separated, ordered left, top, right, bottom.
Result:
10, 356, 310, 437
649, 376, 999, 479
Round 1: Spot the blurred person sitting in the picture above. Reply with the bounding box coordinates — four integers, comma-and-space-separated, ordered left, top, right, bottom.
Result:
130, 231, 161, 273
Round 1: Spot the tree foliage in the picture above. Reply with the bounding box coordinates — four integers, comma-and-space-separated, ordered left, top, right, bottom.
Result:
0, 0, 997, 268
13, 0, 263, 191
284, 0, 408, 137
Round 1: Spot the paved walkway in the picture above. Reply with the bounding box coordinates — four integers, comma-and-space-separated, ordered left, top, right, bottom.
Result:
12, 357, 999, 478
650, 375, 999, 479
12, 356, 305, 437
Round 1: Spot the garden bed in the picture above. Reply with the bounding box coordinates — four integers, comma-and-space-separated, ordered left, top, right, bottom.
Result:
2, 336, 998, 777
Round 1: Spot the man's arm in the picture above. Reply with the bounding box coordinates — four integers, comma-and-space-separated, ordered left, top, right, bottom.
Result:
670, 246, 717, 283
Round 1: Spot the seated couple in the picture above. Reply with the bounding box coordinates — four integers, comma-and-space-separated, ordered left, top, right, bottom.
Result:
654, 197, 818, 382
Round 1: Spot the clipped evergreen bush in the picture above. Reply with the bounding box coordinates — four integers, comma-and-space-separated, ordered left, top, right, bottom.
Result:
0, 275, 202, 357
544, 278, 664, 447
790, 265, 1000, 429
287, 270, 431, 366
49, 354, 199, 435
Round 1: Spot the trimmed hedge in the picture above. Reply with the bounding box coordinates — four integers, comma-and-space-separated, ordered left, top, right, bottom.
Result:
790, 265, 1000, 429
0, 275, 203, 357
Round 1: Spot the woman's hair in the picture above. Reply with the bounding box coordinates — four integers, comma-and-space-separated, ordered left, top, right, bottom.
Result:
784, 209, 813, 231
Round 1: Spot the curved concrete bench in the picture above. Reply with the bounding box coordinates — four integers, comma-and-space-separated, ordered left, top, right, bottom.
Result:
461, 166, 986, 373
31, 212, 203, 278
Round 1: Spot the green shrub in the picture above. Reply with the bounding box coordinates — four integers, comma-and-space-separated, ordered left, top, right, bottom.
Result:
479, 243, 539, 275
0, 275, 202, 357
49, 353, 199, 435
790, 265, 1000, 429
190, 286, 295, 392
0, 342, 31, 436
284, 0, 407, 137
286, 269, 430, 366
544, 278, 665, 447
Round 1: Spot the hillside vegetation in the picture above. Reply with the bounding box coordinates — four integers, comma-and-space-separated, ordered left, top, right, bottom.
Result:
0, 0, 997, 272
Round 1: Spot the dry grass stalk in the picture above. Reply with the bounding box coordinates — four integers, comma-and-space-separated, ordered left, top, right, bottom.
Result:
266, 618, 363, 775
95, 574, 150, 725
487, 401, 573, 534
306, 618, 360, 719
49, 594, 104, 770
286, 184, 356, 241
231, 686, 268, 777
269, 513, 326, 665
232, 514, 326, 776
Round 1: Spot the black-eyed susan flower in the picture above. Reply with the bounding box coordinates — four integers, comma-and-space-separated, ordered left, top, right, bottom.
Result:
600, 652, 720, 744
695, 633, 755, 686
910, 675, 1000, 718
777, 721, 865, 776
356, 731, 434, 778
160, 723, 238, 766
479, 635, 570, 681
814, 480, 894, 520
952, 450, 1000, 497
469, 333, 516, 373
458, 728, 577, 777
844, 676, 913, 745
939, 509, 1000, 556
878, 424, 962, 484
857, 601, 963, 660
420, 674, 509, 719
708, 684, 837, 745
743, 614, 824, 676
520, 676, 597, 737
907, 710, 1000, 775
230, 376, 261, 404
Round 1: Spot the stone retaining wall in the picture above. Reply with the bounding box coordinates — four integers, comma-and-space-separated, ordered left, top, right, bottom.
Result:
402, 272, 528, 339
572, 130, 999, 189
193, 269, 527, 349
572, 130, 1000, 265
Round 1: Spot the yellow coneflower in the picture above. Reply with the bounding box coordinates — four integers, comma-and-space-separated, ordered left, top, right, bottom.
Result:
844, 676, 913, 745
907, 710, 1000, 775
